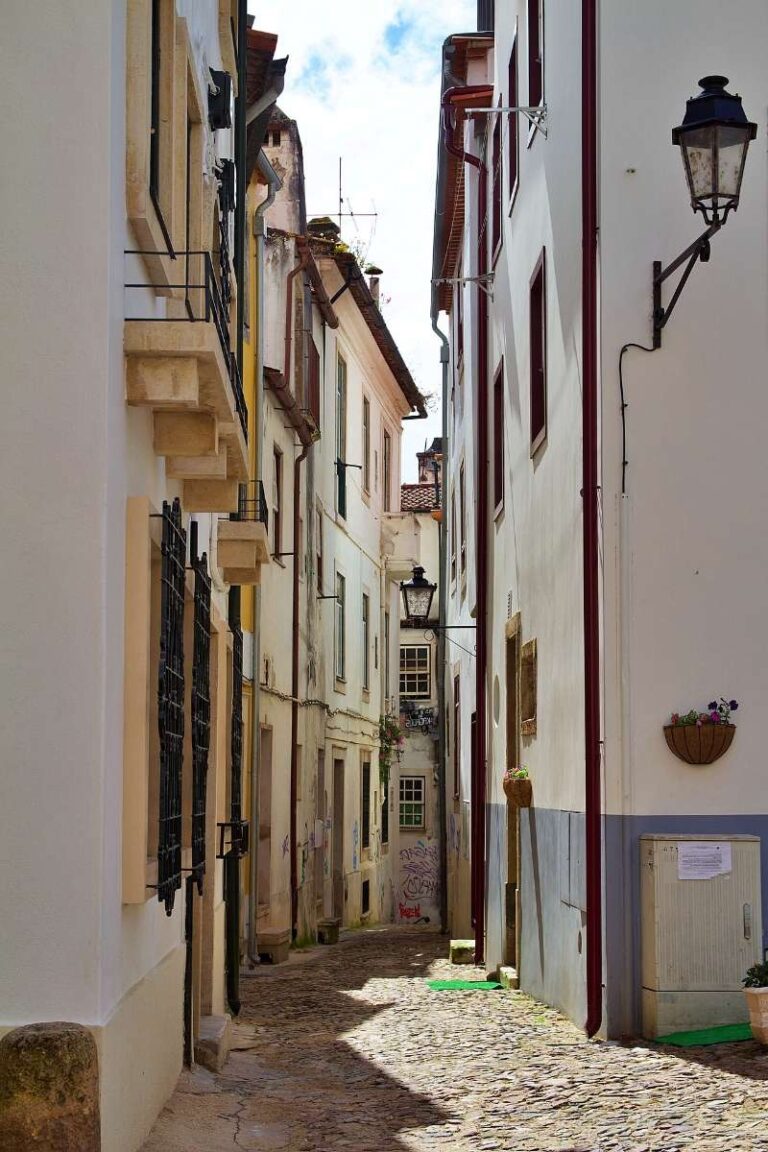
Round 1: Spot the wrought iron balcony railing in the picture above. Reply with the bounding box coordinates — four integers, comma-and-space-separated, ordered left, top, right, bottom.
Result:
125, 249, 247, 441
235, 480, 269, 529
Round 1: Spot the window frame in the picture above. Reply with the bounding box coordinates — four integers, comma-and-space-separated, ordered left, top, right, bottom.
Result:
399, 644, 432, 699
527, 0, 544, 137
493, 358, 504, 515
459, 462, 467, 584
382, 427, 392, 513
450, 490, 457, 584
361, 757, 371, 851
491, 96, 503, 262
453, 674, 461, 800
362, 592, 370, 692
530, 249, 547, 456
316, 508, 323, 593
399, 776, 426, 831
384, 610, 391, 705
336, 352, 347, 518
508, 34, 520, 207
362, 394, 371, 494
272, 446, 283, 558
335, 571, 346, 682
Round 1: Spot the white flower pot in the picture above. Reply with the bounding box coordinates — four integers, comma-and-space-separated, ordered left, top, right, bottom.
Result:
745, 987, 768, 1044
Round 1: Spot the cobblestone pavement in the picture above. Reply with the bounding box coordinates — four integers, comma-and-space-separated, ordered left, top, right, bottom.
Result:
142, 927, 768, 1151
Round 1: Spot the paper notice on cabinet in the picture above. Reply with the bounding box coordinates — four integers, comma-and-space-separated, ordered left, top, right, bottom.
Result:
677, 841, 732, 880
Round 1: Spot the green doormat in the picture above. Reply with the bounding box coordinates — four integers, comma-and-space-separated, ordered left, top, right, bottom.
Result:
655, 1022, 753, 1047
427, 979, 502, 991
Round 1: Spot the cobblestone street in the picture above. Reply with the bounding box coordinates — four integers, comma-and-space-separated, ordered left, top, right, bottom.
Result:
142, 929, 768, 1151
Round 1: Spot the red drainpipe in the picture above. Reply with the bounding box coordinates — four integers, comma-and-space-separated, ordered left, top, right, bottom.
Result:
473, 157, 489, 966
582, 0, 602, 1038
285, 251, 310, 940
441, 86, 492, 171
441, 79, 492, 966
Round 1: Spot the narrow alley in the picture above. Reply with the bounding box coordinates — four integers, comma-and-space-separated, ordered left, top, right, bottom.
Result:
142, 929, 768, 1152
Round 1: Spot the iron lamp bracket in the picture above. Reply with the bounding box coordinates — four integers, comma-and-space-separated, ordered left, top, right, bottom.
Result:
652, 221, 721, 348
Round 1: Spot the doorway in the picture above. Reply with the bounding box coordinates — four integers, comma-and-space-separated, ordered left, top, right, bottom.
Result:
505, 627, 521, 969
258, 728, 273, 916
332, 757, 345, 920
315, 750, 326, 917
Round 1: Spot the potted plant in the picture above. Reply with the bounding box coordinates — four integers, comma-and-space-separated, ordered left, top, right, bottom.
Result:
378, 713, 404, 795
503, 766, 532, 807
743, 960, 768, 1044
664, 697, 738, 765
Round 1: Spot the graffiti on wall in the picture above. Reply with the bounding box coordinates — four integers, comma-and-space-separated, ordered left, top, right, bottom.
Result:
352, 820, 359, 872
400, 839, 439, 900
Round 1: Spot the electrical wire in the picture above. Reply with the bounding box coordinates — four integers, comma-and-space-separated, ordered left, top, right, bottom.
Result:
618, 342, 656, 496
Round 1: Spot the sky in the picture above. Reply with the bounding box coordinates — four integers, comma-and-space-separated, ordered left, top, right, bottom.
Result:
249, 0, 476, 480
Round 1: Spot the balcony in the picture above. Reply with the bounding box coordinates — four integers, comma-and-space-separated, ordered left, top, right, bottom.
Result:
217, 482, 271, 585
124, 250, 248, 512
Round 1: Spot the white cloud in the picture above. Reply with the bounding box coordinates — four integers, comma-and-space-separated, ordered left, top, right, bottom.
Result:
248, 0, 476, 478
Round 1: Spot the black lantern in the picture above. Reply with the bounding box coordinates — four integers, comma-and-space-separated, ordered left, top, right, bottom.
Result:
672, 76, 757, 225
400, 566, 436, 626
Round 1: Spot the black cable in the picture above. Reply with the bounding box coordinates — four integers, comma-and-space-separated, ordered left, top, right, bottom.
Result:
619, 342, 655, 496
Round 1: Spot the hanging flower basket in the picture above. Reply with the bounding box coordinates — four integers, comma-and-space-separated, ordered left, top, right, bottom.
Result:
503, 772, 533, 807
664, 697, 738, 766
664, 723, 735, 765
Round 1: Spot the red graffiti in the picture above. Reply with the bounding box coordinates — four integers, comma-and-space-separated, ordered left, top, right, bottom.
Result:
398, 903, 421, 920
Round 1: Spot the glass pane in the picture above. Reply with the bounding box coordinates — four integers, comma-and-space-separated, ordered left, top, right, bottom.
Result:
716, 124, 750, 199
680, 125, 714, 200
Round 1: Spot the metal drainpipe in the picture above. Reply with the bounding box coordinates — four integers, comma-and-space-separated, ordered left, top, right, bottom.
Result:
582, 0, 603, 1039
248, 155, 282, 962
474, 153, 489, 968
285, 249, 311, 940
291, 442, 310, 940
432, 314, 450, 935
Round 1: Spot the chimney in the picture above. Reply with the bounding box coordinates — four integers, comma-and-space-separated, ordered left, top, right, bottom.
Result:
366, 264, 383, 310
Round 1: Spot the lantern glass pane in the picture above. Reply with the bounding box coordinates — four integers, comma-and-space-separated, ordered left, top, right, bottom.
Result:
716, 124, 750, 199
407, 587, 433, 619
680, 124, 715, 201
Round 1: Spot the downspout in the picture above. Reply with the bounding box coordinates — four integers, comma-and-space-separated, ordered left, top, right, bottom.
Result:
285, 249, 311, 941
234, 0, 247, 378
582, 0, 602, 1038
438, 82, 490, 962
291, 441, 310, 939
431, 312, 450, 935
248, 153, 282, 962
474, 155, 489, 967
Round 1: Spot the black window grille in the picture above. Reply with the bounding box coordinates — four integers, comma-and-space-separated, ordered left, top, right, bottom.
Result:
191, 541, 212, 895
157, 497, 186, 915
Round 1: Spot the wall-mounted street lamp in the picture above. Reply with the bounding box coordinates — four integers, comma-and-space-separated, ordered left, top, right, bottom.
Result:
653, 76, 756, 348
400, 566, 437, 627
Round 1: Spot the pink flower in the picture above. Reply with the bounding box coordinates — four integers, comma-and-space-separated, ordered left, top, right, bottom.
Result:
710, 711, 720, 724
671, 713, 679, 725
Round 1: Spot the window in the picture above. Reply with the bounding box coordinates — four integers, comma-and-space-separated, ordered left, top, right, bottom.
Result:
508, 38, 519, 200
272, 447, 283, 556
450, 491, 457, 582
459, 463, 467, 579
362, 759, 371, 850
316, 509, 323, 593
271, 129, 282, 147
399, 777, 425, 830
456, 262, 464, 365
382, 428, 392, 512
453, 675, 461, 799
336, 354, 347, 517
400, 645, 431, 698
528, 0, 543, 110
362, 593, 370, 692
493, 359, 504, 512
521, 638, 538, 736
384, 610, 390, 702
335, 572, 346, 680
530, 250, 547, 453
381, 783, 389, 845
491, 101, 502, 258
362, 396, 371, 493
361, 878, 370, 914
308, 340, 320, 428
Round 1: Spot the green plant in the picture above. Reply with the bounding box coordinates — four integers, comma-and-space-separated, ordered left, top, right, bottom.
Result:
504, 766, 529, 780
378, 713, 404, 793
743, 960, 768, 988
670, 697, 739, 727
